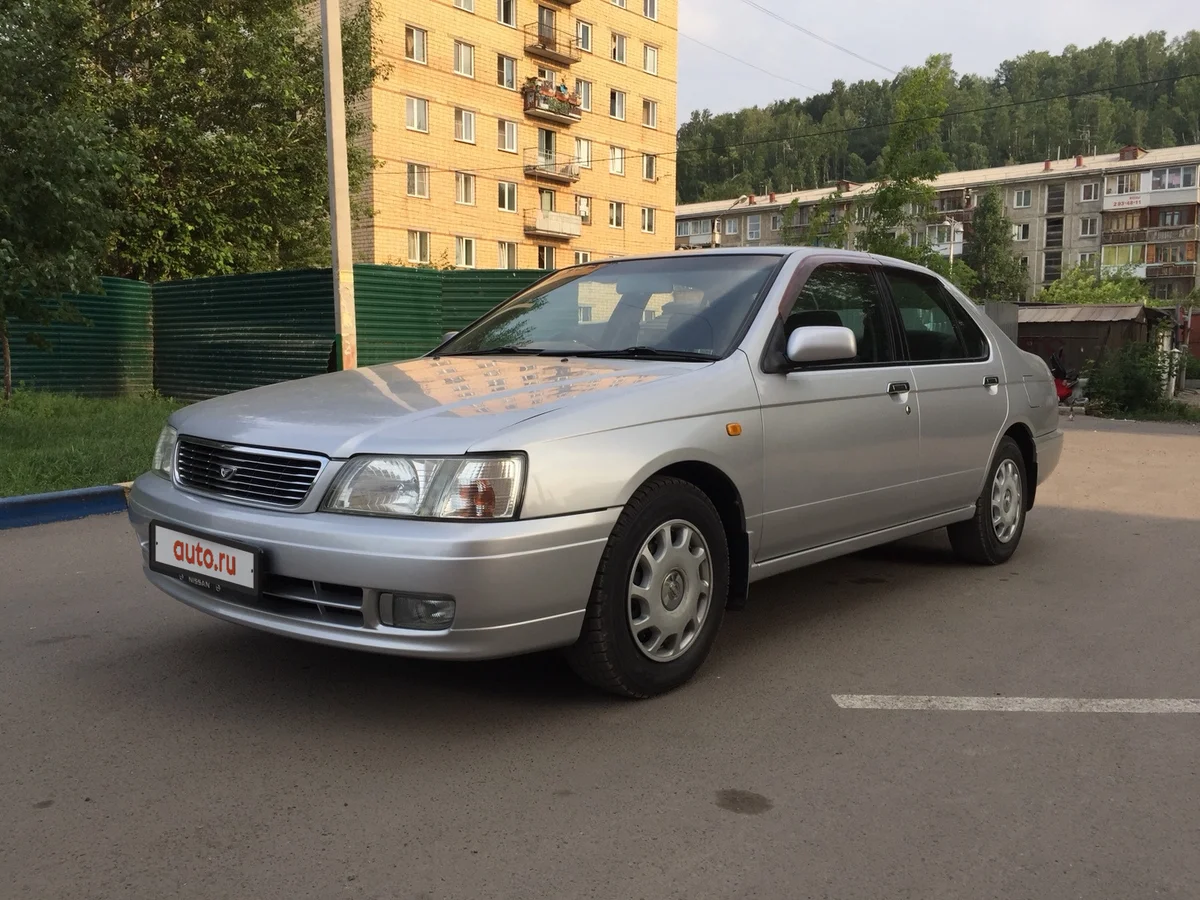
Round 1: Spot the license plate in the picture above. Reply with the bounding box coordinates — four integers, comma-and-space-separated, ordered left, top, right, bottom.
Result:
149, 521, 261, 597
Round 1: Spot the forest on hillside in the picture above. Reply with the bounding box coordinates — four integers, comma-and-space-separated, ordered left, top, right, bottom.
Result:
676, 31, 1200, 203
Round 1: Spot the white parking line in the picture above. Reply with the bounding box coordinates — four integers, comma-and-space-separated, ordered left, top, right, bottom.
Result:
832, 695, 1200, 714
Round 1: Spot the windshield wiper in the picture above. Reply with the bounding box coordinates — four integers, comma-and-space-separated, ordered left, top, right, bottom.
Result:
570, 346, 718, 362
437, 346, 554, 357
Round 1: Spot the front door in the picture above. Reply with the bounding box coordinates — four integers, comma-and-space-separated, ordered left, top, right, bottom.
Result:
755, 261, 922, 561
537, 6, 556, 41
880, 266, 1009, 517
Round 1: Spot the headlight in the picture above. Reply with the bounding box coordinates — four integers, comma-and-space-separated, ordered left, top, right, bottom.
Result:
152, 426, 178, 478
323, 455, 525, 520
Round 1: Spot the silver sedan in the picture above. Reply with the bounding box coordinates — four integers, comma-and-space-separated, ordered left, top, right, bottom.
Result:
129, 248, 1063, 697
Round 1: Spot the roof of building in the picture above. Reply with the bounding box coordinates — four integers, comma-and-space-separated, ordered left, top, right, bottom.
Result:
676, 144, 1200, 218
1017, 304, 1157, 323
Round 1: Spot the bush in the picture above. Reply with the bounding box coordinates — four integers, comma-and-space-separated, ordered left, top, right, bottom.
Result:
1084, 342, 1168, 415
1186, 352, 1200, 380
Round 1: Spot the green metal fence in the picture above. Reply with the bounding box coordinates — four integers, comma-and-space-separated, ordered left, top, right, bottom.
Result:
153, 269, 336, 402
7, 278, 153, 396
7, 265, 542, 400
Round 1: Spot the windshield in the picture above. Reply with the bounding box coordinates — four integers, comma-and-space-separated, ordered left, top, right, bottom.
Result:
437, 255, 783, 360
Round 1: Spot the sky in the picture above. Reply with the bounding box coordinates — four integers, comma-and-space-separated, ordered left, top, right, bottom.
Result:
676, 0, 1191, 120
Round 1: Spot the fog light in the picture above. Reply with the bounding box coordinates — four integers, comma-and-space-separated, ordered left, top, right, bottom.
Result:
379, 592, 456, 630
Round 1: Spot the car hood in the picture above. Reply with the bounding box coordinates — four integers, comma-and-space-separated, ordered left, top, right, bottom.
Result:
171, 356, 701, 458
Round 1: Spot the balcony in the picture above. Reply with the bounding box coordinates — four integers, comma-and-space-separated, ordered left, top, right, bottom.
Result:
1148, 224, 1200, 243
1146, 261, 1197, 279
524, 208, 582, 239
522, 78, 582, 124
542, 0, 580, 5
523, 148, 580, 183
524, 23, 582, 65
1103, 228, 1148, 244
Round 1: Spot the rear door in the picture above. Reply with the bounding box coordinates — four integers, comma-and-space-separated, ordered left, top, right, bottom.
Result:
880, 265, 1009, 517
754, 261, 921, 561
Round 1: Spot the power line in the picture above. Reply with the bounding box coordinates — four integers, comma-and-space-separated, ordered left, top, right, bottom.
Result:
737, 0, 897, 76
679, 32, 819, 93
374, 72, 1200, 181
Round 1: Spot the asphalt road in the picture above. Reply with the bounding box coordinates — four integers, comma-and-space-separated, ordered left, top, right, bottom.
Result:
4, 419, 1200, 900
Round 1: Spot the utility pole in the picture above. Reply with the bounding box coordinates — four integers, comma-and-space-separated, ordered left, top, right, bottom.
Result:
320, 0, 357, 370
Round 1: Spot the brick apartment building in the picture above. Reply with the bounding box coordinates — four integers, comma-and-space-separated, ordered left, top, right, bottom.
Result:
674, 145, 1200, 300
352, 0, 677, 269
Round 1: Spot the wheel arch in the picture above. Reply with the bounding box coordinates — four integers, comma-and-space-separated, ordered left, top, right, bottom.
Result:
1003, 421, 1038, 509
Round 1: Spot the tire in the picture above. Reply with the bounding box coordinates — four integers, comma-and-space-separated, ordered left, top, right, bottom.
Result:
565, 477, 730, 699
948, 436, 1029, 566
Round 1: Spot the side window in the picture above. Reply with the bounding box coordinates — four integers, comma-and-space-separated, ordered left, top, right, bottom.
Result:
783, 264, 892, 364
885, 269, 985, 362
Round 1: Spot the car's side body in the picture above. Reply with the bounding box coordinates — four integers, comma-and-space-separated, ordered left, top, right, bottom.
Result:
127, 247, 1062, 669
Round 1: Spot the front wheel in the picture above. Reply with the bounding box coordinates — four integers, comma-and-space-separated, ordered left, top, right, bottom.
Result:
947, 436, 1028, 566
565, 477, 729, 699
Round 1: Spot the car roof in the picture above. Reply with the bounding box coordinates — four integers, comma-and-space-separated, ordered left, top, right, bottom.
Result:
591, 246, 937, 275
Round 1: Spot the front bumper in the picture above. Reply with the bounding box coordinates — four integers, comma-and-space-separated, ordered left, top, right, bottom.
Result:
128, 473, 619, 660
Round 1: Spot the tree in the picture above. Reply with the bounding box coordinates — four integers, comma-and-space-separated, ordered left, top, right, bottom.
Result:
0, 0, 125, 400
962, 189, 1027, 302
1037, 265, 1150, 304
93, 0, 385, 282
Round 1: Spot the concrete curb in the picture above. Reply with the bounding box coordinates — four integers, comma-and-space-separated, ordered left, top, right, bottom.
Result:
0, 483, 133, 530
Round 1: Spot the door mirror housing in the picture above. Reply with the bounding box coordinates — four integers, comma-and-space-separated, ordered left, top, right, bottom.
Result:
786, 326, 857, 365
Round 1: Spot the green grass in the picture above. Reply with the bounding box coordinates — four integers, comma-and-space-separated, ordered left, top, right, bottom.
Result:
0, 391, 186, 498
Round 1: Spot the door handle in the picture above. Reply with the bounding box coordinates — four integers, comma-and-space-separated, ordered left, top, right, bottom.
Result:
887, 381, 910, 395
983, 376, 1000, 386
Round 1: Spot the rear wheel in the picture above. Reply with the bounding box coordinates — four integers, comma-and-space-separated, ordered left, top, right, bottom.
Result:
565, 477, 729, 699
947, 436, 1028, 565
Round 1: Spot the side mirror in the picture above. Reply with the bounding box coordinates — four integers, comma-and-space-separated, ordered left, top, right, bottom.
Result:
441, 331, 459, 343
786, 326, 857, 365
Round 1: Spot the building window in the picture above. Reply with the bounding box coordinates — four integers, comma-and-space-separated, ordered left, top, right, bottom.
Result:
574, 137, 592, 168
538, 66, 556, 81
455, 237, 476, 268
576, 20, 592, 52
1101, 244, 1146, 266
538, 245, 556, 269
641, 207, 656, 233
1012, 223, 1030, 241
453, 41, 475, 77
497, 54, 516, 89
609, 201, 625, 228
928, 224, 953, 244
642, 153, 656, 181
455, 172, 476, 205
644, 44, 658, 74
771, 214, 783, 231
405, 97, 429, 132
406, 163, 429, 198
1155, 243, 1189, 264
609, 145, 625, 175
578, 305, 593, 322
1044, 251, 1063, 282
407, 230, 431, 264
1107, 172, 1141, 195
454, 108, 476, 143
1012, 189, 1031, 209
1018, 256, 1029, 271
747, 215, 761, 241
1080, 217, 1098, 237
498, 241, 517, 269
676, 220, 689, 237
642, 98, 657, 128
575, 79, 592, 111
612, 0, 626, 7
643, 0, 657, 19
610, 89, 626, 120
1159, 209, 1184, 227
1154, 166, 1198, 191
1079, 251, 1097, 268
498, 181, 517, 212
576, 195, 592, 224
404, 26, 427, 63
498, 119, 517, 153
611, 33, 627, 64
725, 218, 739, 235
575, 251, 592, 265
497, 0, 515, 26
1105, 211, 1144, 233
1046, 183, 1065, 215
1045, 217, 1064, 249
1081, 182, 1100, 202
453, 0, 474, 10
538, 187, 555, 211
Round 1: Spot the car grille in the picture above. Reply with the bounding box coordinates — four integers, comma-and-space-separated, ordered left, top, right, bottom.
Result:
175, 439, 325, 508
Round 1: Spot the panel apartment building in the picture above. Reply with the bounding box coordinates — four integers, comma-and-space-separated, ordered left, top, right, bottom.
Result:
353, 0, 677, 269
674, 144, 1200, 300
